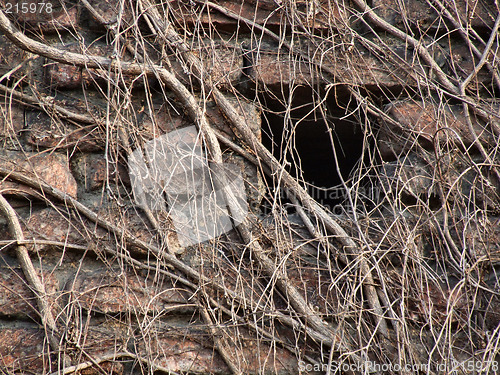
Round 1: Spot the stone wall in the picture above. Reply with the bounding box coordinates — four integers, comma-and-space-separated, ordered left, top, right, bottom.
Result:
0, 0, 499, 374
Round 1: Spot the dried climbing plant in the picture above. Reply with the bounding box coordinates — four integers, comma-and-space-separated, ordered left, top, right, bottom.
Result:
0, 0, 499, 374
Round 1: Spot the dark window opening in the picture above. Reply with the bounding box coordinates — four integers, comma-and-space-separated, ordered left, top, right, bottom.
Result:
260, 103, 365, 216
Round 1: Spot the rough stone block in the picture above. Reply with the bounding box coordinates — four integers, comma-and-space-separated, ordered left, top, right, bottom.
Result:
19, 208, 86, 250
137, 95, 264, 213
137, 333, 228, 374
409, 279, 468, 324
26, 110, 101, 151
37, 5, 78, 32
45, 39, 235, 92
61, 192, 159, 254
0, 149, 78, 198
0, 34, 29, 82
0, 201, 153, 254
372, 0, 497, 32
138, 323, 300, 374
327, 34, 494, 93
166, 40, 244, 90
68, 269, 190, 315
44, 43, 143, 89
202, 44, 243, 90
70, 322, 128, 369
286, 261, 341, 317
440, 153, 500, 213
170, 0, 343, 33
71, 153, 129, 191
431, 40, 492, 91
377, 130, 408, 160
45, 61, 82, 89
80, 44, 145, 88
248, 37, 415, 93
205, 94, 261, 141
44, 43, 85, 89
76, 361, 123, 375
380, 153, 436, 200
137, 93, 261, 143
251, 46, 316, 91
223, 153, 265, 213
224, 327, 300, 374
249, 33, 494, 95
0, 323, 124, 374
379, 150, 500, 213
484, 273, 500, 330
80, 0, 134, 31
0, 102, 24, 138
0, 267, 59, 319
378, 99, 497, 157
461, 216, 500, 262
0, 328, 50, 373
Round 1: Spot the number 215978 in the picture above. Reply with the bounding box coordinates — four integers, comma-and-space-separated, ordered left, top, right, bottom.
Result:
4, 2, 53, 14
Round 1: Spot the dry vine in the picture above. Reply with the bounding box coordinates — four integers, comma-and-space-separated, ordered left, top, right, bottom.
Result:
0, 0, 499, 374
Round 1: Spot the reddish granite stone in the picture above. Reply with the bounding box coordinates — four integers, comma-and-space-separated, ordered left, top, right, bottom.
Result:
71, 153, 130, 191
26, 110, 102, 151
378, 100, 497, 158
0, 150, 78, 198
0, 328, 51, 373
45, 61, 82, 89
137, 334, 230, 374
140, 94, 260, 142
372, 0, 497, 31
21, 208, 87, 248
69, 269, 190, 315
249, 37, 415, 93
138, 324, 300, 374
165, 41, 244, 91
0, 102, 24, 138
170, 0, 342, 33
0, 267, 59, 319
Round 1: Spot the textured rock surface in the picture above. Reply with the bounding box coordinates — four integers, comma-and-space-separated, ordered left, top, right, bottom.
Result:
0, 328, 49, 373
0, 268, 59, 319
0, 150, 78, 198
68, 269, 191, 315
169, 0, 342, 32
0, 103, 24, 139
0, 0, 498, 374
372, 0, 497, 31
379, 100, 497, 155
26, 109, 103, 151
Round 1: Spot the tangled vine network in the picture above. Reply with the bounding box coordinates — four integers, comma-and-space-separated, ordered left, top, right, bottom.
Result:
0, 0, 499, 374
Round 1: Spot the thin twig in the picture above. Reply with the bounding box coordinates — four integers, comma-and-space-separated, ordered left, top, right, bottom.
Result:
0, 239, 88, 250
199, 305, 242, 375
0, 165, 336, 346
460, 12, 500, 92
140, 0, 362, 352
0, 82, 97, 124
48, 352, 127, 375
0, 194, 60, 352
429, 0, 500, 92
